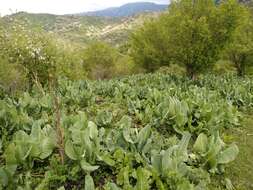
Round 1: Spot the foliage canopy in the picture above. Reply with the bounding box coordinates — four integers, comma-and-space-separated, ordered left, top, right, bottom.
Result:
131, 0, 247, 77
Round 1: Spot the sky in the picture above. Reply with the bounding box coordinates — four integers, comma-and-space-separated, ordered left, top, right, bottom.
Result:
0, 0, 169, 16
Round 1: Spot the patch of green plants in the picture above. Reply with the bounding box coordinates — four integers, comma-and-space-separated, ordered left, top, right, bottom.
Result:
0, 73, 252, 189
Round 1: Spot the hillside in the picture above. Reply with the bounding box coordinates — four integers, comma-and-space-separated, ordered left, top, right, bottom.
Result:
2, 11, 161, 47
80, 2, 168, 17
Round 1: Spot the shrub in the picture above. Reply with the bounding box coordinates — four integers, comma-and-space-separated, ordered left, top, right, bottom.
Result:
157, 64, 186, 76
83, 41, 118, 80
131, 0, 246, 78
213, 60, 237, 75
0, 23, 58, 87
56, 47, 87, 81
113, 55, 137, 77
0, 56, 27, 96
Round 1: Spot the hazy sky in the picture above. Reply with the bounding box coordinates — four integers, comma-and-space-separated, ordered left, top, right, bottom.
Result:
0, 0, 169, 16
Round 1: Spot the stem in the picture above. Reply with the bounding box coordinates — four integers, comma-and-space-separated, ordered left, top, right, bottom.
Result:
54, 93, 65, 165
32, 72, 45, 95
50, 74, 64, 165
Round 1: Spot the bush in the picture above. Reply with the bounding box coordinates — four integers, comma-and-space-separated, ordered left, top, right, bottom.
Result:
83, 41, 118, 80
113, 55, 138, 77
131, 0, 246, 78
130, 18, 170, 72
0, 56, 27, 96
56, 47, 87, 81
213, 60, 237, 75
157, 64, 186, 76
0, 24, 58, 87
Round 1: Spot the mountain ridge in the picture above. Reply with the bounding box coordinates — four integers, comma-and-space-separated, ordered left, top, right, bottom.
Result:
78, 2, 168, 17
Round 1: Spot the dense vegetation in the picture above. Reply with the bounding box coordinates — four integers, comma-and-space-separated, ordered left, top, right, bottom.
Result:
0, 73, 252, 189
0, 0, 253, 189
131, 0, 253, 77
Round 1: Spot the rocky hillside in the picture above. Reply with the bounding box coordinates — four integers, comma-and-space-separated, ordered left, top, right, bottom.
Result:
2, 11, 162, 47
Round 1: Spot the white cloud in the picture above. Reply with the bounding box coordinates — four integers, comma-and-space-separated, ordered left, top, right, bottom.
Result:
0, 0, 169, 16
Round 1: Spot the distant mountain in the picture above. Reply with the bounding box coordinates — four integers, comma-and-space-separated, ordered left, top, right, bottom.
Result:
79, 2, 168, 17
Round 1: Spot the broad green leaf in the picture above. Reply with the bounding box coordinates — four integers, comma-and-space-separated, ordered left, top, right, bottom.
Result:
161, 149, 174, 174
5, 165, 17, 176
30, 123, 41, 139
117, 166, 131, 188
85, 175, 95, 190
206, 132, 223, 162
65, 140, 78, 160
39, 137, 55, 159
14, 131, 30, 142
113, 149, 125, 162
208, 156, 218, 173
123, 127, 134, 144
80, 160, 99, 172
4, 143, 17, 165
193, 133, 208, 153
0, 168, 8, 187
142, 138, 152, 155
224, 178, 234, 190
88, 121, 98, 139
16, 145, 32, 162
30, 142, 41, 158
118, 116, 132, 128
177, 132, 191, 161
137, 125, 151, 151
151, 154, 162, 174
0, 165, 17, 187
135, 167, 151, 190
218, 144, 239, 164
82, 131, 93, 161
99, 154, 115, 166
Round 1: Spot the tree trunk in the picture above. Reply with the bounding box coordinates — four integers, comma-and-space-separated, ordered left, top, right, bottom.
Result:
235, 55, 246, 77
186, 65, 197, 80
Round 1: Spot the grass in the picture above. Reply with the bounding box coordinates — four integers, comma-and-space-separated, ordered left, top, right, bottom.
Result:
225, 114, 253, 190
209, 113, 253, 190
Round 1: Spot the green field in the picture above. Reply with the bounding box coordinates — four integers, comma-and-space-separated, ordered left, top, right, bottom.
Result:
0, 73, 252, 189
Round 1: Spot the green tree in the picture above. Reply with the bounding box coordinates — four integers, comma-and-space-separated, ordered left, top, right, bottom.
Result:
225, 12, 253, 76
131, 19, 170, 72
131, 0, 245, 78
0, 24, 58, 87
83, 41, 118, 79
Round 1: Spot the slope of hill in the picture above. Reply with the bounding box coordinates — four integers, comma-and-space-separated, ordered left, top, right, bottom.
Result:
2, 11, 161, 47
80, 2, 168, 17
